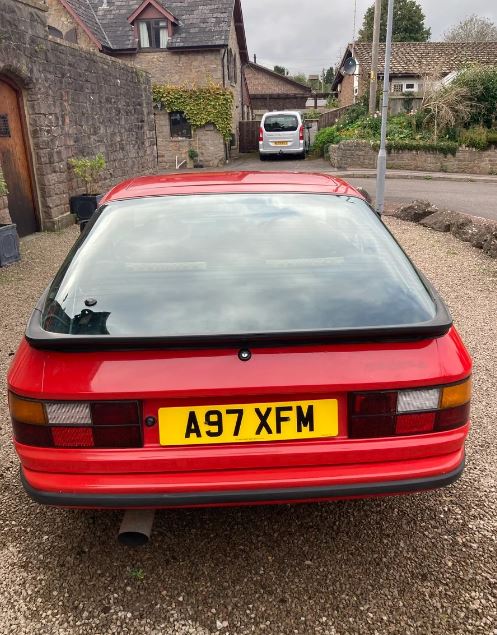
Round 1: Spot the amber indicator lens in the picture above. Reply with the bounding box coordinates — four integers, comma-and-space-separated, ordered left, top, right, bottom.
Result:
8, 393, 46, 426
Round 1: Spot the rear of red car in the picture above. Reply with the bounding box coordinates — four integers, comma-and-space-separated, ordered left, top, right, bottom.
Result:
7, 174, 472, 508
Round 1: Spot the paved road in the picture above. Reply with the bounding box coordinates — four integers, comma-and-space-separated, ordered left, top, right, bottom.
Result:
225, 155, 497, 221
348, 177, 497, 222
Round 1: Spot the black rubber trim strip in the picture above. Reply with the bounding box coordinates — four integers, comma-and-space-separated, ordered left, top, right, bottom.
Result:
20, 458, 464, 509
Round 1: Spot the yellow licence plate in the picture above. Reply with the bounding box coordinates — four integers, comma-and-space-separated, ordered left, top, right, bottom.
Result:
158, 399, 338, 446
273, 141, 289, 146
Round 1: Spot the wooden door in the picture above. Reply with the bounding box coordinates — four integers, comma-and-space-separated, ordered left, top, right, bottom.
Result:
0, 79, 37, 236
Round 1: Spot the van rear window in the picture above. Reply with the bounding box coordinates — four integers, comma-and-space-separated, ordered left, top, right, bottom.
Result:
264, 115, 299, 132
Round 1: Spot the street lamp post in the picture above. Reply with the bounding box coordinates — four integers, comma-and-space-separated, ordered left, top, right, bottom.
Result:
375, 0, 394, 215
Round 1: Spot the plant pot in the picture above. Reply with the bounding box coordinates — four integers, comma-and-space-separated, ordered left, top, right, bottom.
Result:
70, 194, 103, 224
0, 223, 21, 267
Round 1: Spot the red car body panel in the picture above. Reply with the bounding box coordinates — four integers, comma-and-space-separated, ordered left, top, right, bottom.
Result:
7, 172, 472, 508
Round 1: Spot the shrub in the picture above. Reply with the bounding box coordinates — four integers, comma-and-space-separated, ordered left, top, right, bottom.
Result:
454, 66, 497, 128
371, 139, 459, 156
68, 154, 106, 194
460, 126, 489, 150
188, 148, 199, 161
311, 126, 341, 156
486, 130, 497, 146
303, 109, 321, 120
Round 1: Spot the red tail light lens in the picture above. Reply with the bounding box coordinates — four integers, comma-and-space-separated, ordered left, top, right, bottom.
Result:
349, 379, 471, 439
9, 394, 142, 449
259, 127, 264, 142
299, 124, 304, 141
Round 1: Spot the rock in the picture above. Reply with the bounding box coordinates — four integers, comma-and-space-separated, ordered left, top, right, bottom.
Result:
393, 200, 435, 223
451, 216, 474, 242
482, 231, 497, 258
420, 210, 459, 232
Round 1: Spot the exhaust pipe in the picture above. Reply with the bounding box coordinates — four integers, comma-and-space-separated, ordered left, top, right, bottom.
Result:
118, 509, 155, 546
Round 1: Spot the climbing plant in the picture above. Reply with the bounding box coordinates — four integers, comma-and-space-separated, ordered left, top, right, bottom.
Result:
0, 169, 8, 196
152, 83, 234, 140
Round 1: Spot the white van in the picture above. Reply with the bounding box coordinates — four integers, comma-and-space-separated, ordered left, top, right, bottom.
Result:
259, 111, 310, 160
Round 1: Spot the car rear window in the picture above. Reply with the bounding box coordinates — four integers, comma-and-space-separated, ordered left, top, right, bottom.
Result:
42, 194, 437, 339
264, 115, 299, 132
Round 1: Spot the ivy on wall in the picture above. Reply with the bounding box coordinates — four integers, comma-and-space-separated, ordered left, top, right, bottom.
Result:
152, 83, 234, 140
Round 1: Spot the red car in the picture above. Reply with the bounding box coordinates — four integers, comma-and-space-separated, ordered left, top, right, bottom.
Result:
8, 172, 472, 509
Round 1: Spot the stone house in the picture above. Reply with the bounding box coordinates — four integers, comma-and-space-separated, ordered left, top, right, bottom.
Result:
0, 0, 157, 236
333, 41, 497, 109
46, 0, 250, 167
243, 62, 312, 120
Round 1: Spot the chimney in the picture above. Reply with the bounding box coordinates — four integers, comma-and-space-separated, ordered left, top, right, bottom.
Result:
253, 54, 257, 64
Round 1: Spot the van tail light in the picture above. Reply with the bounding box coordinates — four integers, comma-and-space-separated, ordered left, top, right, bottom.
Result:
299, 124, 304, 141
259, 127, 264, 142
348, 378, 471, 439
8, 393, 142, 448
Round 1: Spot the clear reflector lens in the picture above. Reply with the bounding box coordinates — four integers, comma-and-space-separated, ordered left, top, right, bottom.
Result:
45, 402, 91, 425
397, 389, 440, 413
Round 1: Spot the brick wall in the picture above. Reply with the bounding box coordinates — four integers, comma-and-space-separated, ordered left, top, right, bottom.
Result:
0, 0, 157, 231
329, 140, 497, 175
155, 112, 225, 169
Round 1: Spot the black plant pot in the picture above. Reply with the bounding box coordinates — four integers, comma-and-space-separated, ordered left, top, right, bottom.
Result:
70, 194, 103, 225
0, 223, 21, 267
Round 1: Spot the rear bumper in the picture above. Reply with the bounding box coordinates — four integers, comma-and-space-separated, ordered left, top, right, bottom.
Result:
20, 449, 465, 509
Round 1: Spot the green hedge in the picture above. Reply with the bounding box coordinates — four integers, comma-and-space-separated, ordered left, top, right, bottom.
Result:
371, 139, 459, 156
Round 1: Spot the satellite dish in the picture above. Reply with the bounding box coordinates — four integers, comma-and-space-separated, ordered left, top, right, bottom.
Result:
342, 57, 357, 76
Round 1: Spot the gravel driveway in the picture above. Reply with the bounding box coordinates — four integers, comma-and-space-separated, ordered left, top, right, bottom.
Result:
0, 221, 496, 635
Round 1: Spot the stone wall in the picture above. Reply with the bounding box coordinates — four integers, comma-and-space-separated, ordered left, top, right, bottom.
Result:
155, 112, 225, 169
45, 0, 98, 51
0, 0, 157, 231
329, 140, 497, 175
131, 49, 223, 86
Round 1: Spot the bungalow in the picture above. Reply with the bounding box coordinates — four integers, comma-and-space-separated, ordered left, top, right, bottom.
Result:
333, 41, 497, 109
46, 0, 250, 166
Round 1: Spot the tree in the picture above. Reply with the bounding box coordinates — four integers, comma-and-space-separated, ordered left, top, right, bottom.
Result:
324, 66, 335, 85
273, 65, 288, 76
358, 0, 431, 42
444, 14, 497, 42
290, 73, 309, 86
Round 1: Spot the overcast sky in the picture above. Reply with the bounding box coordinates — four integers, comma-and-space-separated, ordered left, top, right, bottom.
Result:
242, 0, 497, 75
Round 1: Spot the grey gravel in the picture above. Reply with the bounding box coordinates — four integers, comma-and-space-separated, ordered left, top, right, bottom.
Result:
0, 220, 496, 635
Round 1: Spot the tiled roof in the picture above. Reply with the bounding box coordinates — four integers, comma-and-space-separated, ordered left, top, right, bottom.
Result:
64, 0, 238, 52
333, 41, 497, 88
63, 0, 112, 47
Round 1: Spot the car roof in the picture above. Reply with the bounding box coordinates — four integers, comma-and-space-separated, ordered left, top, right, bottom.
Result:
101, 171, 365, 203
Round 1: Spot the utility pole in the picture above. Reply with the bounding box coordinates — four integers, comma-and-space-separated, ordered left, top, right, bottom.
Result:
375, 0, 394, 215
369, 0, 382, 115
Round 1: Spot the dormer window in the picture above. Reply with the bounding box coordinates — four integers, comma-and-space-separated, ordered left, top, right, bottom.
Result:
138, 19, 168, 49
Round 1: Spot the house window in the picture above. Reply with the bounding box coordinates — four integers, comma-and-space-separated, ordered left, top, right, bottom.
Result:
48, 25, 64, 39
404, 83, 416, 91
138, 19, 168, 49
170, 111, 192, 138
392, 83, 404, 93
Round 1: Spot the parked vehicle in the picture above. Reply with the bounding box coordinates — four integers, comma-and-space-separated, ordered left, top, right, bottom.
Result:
8, 172, 471, 511
259, 111, 310, 160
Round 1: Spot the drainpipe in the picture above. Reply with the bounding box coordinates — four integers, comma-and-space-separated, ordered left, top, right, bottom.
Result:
221, 48, 227, 88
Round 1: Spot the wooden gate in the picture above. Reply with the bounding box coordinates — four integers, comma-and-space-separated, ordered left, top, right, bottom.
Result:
238, 120, 260, 153
0, 78, 37, 236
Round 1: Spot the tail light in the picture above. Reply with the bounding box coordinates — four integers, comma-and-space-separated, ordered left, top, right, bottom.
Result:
348, 378, 471, 439
259, 127, 264, 142
9, 393, 142, 448
299, 124, 304, 141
